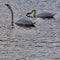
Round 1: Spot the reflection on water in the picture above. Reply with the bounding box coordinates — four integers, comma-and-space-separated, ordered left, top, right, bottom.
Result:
0, 0, 60, 60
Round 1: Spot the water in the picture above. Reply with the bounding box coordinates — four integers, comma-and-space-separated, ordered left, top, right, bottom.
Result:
0, 0, 60, 60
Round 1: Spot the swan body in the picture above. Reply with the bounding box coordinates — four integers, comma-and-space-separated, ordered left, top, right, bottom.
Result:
15, 17, 35, 27
36, 12, 56, 19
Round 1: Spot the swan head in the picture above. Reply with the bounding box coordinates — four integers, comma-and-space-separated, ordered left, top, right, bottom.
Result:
5, 4, 9, 6
5, 4, 12, 10
26, 9, 36, 18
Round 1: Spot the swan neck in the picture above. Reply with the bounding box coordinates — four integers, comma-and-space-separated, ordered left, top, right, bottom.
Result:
26, 10, 36, 18
33, 10, 36, 18
5, 4, 14, 27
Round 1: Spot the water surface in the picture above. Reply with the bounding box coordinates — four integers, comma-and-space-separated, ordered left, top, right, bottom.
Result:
0, 0, 60, 60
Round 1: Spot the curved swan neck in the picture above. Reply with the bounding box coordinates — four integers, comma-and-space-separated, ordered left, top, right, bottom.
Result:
5, 4, 14, 27
26, 9, 36, 18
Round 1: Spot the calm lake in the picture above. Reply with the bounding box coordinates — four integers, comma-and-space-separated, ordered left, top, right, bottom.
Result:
0, 0, 60, 60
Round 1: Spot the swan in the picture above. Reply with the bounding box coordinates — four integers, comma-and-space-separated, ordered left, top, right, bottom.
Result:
26, 9, 56, 19
5, 4, 36, 28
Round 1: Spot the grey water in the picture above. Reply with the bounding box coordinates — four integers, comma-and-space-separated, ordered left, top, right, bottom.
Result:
0, 0, 60, 60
